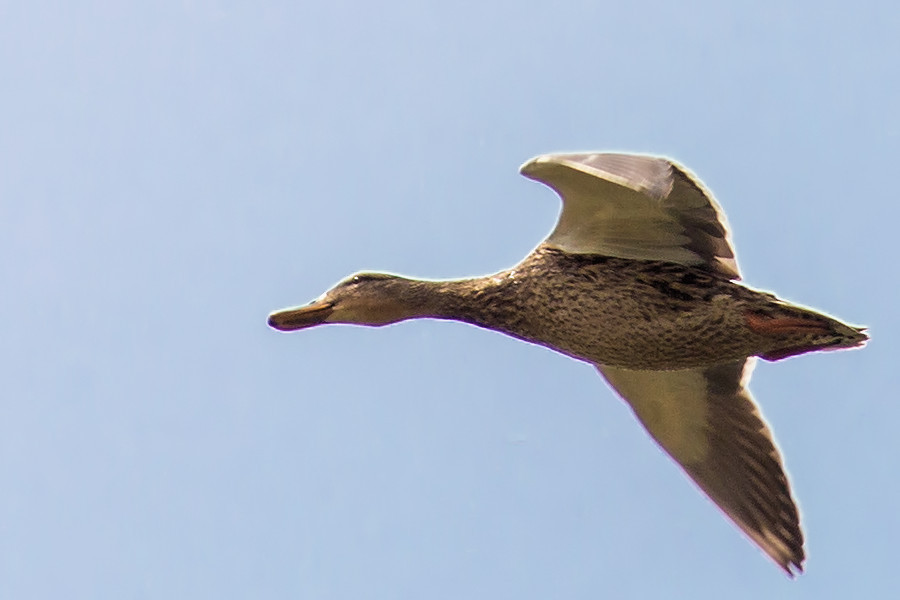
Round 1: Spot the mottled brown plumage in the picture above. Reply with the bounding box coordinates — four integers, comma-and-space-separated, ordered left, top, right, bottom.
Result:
415, 246, 865, 370
269, 152, 868, 576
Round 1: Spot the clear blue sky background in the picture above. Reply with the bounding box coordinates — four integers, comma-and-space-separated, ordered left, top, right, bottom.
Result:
2, 1, 897, 598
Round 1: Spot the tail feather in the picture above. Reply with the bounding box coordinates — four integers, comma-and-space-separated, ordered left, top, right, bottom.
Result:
745, 307, 868, 362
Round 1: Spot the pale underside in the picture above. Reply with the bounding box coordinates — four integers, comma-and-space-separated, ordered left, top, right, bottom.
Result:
522, 153, 804, 574
521, 152, 741, 280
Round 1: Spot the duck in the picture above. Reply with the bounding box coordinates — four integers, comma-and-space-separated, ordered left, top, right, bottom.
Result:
268, 152, 868, 576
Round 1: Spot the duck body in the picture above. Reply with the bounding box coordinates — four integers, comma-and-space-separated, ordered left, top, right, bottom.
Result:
269, 152, 868, 575
431, 244, 865, 370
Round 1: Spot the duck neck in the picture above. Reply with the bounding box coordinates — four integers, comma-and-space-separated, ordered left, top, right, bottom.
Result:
408, 271, 526, 330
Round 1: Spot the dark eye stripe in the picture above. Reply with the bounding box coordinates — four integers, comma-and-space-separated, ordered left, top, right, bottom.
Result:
350, 273, 393, 283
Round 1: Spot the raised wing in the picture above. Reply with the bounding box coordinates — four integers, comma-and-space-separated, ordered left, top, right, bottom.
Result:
597, 360, 804, 575
520, 153, 740, 280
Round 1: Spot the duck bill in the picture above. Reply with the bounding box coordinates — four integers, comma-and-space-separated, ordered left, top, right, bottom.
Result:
268, 301, 335, 331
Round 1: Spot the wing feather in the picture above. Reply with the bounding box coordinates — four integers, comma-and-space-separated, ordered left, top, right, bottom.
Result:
520, 152, 740, 280
597, 360, 804, 575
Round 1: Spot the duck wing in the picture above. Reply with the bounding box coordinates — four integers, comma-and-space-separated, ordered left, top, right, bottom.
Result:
596, 359, 804, 575
521, 153, 740, 280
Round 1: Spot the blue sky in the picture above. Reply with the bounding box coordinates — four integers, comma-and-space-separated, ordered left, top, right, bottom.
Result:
2, 1, 897, 598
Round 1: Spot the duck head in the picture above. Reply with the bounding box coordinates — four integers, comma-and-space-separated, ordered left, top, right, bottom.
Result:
267, 273, 427, 331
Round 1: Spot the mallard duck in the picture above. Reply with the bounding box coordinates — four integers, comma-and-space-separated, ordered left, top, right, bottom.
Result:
268, 152, 867, 576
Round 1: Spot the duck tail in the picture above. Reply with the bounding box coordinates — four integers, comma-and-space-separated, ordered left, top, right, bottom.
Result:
745, 306, 869, 362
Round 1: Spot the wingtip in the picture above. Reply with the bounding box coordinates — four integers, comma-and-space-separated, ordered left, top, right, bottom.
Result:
519, 154, 555, 179
782, 558, 804, 579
